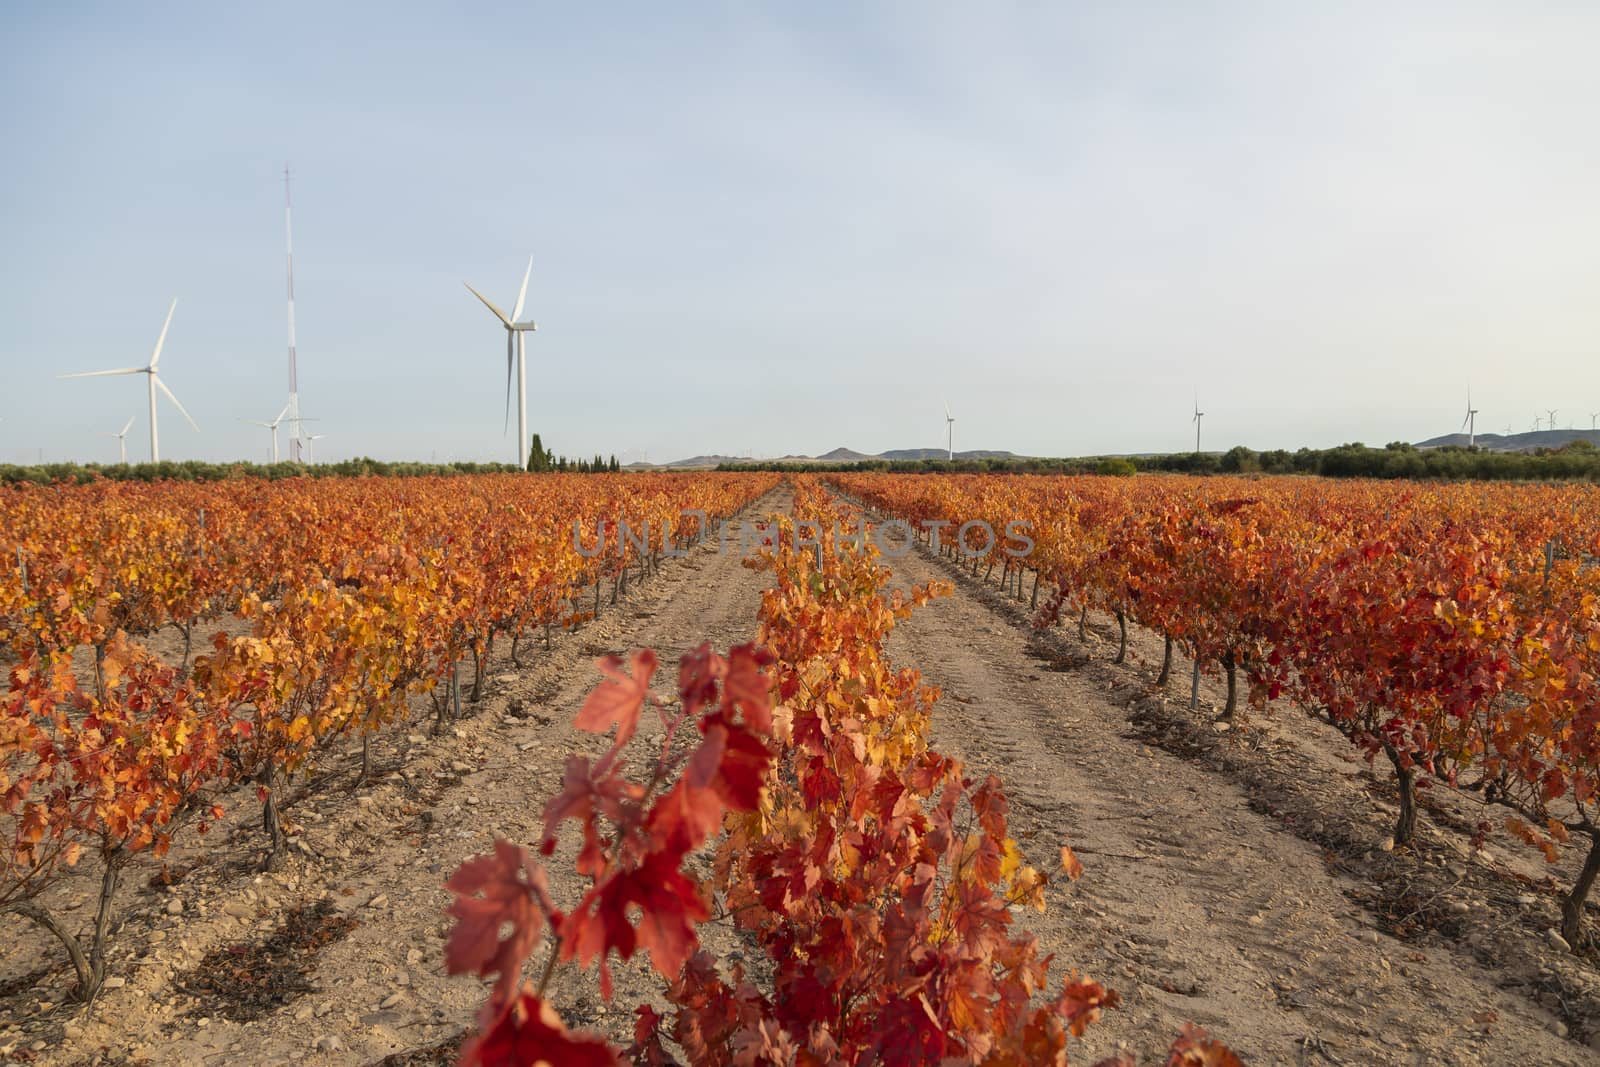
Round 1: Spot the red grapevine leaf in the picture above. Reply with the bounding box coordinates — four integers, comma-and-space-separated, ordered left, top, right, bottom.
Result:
445, 840, 550, 1003
722, 643, 776, 734
1164, 1023, 1244, 1067
460, 990, 621, 1067
677, 642, 724, 717
1056, 974, 1118, 1038
575, 649, 658, 746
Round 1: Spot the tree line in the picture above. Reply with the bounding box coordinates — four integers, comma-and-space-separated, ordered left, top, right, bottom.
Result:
524, 433, 619, 474
716, 439, 1600, 482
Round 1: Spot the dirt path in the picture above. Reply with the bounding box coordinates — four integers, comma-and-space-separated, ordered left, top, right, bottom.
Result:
5, 490, 787, 1067
880, 535, 1589, 1066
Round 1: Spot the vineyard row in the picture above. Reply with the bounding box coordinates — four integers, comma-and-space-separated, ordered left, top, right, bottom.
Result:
1, 473, 778, 1001
442, 476, 1235, 1066
829, 472, 1600, 947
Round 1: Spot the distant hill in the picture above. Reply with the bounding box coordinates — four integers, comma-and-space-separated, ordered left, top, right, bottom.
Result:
877, 448, 1020, 461
649, 454, 744, 469
651, 446, 1025, 468
1415, 429, 1600, 452
649, 432, 1600, 469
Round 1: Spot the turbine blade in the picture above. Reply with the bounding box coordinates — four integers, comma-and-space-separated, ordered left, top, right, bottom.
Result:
273, 402, 290, 426
58, 367, 145, 378
149, 298, 177, 369
511, 256, 532, 321
120, 416, 135, 436
154, 375, 200, 431
464, 282, 512, 326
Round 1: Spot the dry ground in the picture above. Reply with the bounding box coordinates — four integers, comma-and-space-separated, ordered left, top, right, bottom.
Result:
4, 485, 1600, 1066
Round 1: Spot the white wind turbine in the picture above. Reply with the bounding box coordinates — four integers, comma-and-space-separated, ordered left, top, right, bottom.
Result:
944, 401, 955, 461
1192, 398, 1205, 453
464, 257, 538, 465
303, 433, 325, 463
1548, 408, 1559, 432
239, 403, 297, 463
1461, 389, 1479, 448
1591, 412, 1599, 431
101, 417, 135, 465
58, 299, 198, 462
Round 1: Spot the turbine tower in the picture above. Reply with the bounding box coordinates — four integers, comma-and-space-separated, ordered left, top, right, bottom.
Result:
284, 166, 304, 462
944, 401, 955, 461
1591, 412, 1599, 431
304, 433, 325, 463
58, 300, 198, 462
1193, 398, 1205, 454
465, 257, 538, 465
1461, 389, 1479, 449
1548, 409, 1558, 433
102, 417, 135, 465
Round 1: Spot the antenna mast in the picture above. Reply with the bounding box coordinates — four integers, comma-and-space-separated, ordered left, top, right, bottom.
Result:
285, 165, 302, 462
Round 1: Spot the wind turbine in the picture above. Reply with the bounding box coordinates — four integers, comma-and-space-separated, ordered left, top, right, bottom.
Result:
1461, 389, 1479, 448
1534, 413, 1543, 432
291, 415, 323, 463
1591, 412, 1599, 431
944, 401, 955, 461
240, 403, 297, 462
464, 257, 538, 465
1192, 398, 1205, 453
303, 433, 325, 463
101, 417, 135, 465
1548, 409, 1558, 432
58, 300, 198, 462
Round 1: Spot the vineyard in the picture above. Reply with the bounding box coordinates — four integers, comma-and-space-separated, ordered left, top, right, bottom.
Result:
4, 471, 1600, 1063
832, 474, 1600, 939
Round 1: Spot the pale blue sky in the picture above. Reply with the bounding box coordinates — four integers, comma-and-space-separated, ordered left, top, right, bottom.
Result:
3, 3, 1597, 465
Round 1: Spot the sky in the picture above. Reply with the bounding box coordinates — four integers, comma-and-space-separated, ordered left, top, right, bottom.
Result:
2, 2, 1598, 466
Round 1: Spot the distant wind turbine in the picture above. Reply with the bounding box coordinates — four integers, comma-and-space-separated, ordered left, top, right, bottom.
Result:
1535, 413, 1543, 432
1461, 389, 1479, 448
101, 417, 135, 465
1193, 398, 1205, 453
464, 257, 538, 465
58, 299, 198, 462
239, 403, 306, 463
304, 433, 325, 463
1548, 409, 1558, 432
1591, 412, 1599, 431
944, 402, 955, 461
